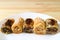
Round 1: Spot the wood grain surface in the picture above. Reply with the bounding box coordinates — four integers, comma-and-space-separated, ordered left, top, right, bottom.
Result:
0, 0, 60, 21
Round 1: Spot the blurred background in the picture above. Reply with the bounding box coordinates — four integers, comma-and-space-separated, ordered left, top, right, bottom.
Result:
0, 0, 60, 21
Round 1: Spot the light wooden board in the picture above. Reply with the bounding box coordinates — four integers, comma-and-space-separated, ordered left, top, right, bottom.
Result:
0, 0, 60, 21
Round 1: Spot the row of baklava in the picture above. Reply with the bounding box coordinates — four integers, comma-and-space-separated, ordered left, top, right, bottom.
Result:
1, 17, 58, 34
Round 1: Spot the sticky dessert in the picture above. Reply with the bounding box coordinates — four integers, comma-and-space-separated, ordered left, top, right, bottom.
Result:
33, 17, 46, 34
11, 17, 24, 34
1, 18, 15, 34
46, 19, 58, 34
23, 18, 34, 33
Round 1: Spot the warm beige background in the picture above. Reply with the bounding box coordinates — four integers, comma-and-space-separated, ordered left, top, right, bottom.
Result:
0, 0, 60, 21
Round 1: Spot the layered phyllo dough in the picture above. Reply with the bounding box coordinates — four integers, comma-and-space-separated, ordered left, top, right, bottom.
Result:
1, 18, 15, 34
11, 17, 24, 34
23, 18, 34, 33
0, 17, 59, 35
46, 19, 58, 34
33, 17, 46, 34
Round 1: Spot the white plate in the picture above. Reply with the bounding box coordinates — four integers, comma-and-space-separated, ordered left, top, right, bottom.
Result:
0, 12, 60, 40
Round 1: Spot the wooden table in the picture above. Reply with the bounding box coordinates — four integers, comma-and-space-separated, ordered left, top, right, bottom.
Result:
0, 0, 60, 21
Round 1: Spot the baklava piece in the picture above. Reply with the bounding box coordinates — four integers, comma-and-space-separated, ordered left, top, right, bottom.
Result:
46, 19, 58, 34
33, 17, 46, 34
11, 17, 24, 34
23, 18, 34, 33
1, 18, 15, 34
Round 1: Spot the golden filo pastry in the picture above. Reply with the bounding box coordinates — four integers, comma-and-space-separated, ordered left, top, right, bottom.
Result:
33, 17, 46, 34
1, 27, 13, 34
11, 17, 24, 34
3, 18, 15, 27
1, 18, 15, 34
46, 19, 58, 34
23, 18, 34, 33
